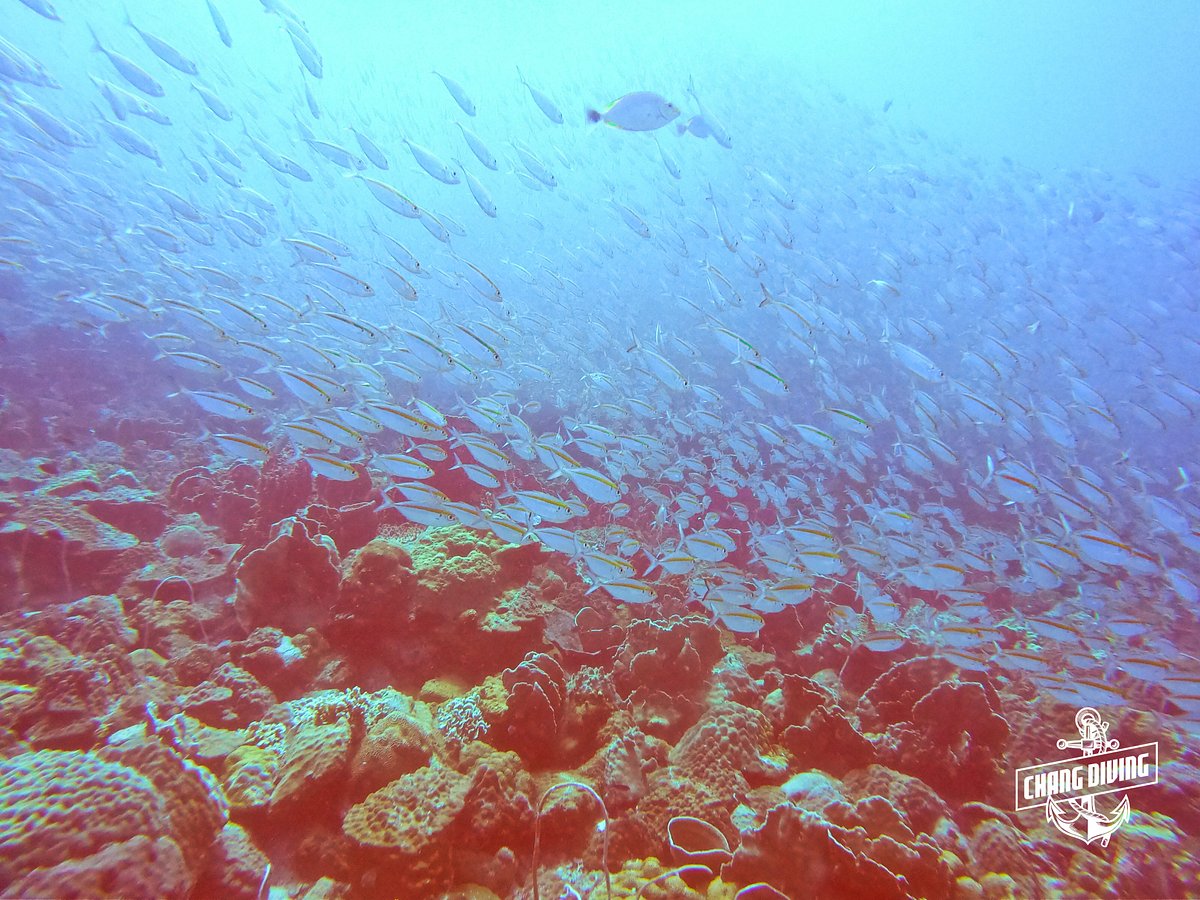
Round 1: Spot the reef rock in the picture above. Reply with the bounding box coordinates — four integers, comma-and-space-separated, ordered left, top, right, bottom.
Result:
332, 526, 549, 683
235, 516, 341, 634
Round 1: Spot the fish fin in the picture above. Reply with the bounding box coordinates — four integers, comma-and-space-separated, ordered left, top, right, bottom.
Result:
643, 552, 661, 577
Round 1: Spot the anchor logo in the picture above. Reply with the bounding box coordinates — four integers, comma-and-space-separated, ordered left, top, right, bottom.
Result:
1014, 706, 1158, 847
1045, 708, 1129, 846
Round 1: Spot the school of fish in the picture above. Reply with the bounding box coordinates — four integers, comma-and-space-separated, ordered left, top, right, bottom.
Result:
3, 0, 1200, 725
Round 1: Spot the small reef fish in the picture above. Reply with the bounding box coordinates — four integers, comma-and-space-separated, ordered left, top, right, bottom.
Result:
587, 92, 680, 131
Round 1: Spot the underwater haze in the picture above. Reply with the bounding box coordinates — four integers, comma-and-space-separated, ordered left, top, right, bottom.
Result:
1, 0, 1199, 897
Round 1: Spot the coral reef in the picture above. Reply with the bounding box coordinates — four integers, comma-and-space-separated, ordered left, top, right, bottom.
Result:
2, 457, 1197, 900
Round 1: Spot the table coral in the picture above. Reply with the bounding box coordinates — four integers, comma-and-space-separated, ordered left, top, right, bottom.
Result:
0, 487, 139, 608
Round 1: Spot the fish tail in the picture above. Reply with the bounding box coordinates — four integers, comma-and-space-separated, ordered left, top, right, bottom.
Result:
87, 23, 103, 52
643, 552, 661, 577
585, 108, 601, 124
374, 495, 402, 515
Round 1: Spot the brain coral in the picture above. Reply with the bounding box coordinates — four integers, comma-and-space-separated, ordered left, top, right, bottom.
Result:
97, 734, 227, 879
343, 762, 472, 856
670, 701, 786, 789
0, 749, 171, 889
223, 744, 279, 812
348, 709, 439, 802
269, 718, 353, 810
3, 835, 189, 899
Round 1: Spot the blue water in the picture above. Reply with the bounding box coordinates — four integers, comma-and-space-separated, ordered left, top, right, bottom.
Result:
1, 0, 1199, 896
